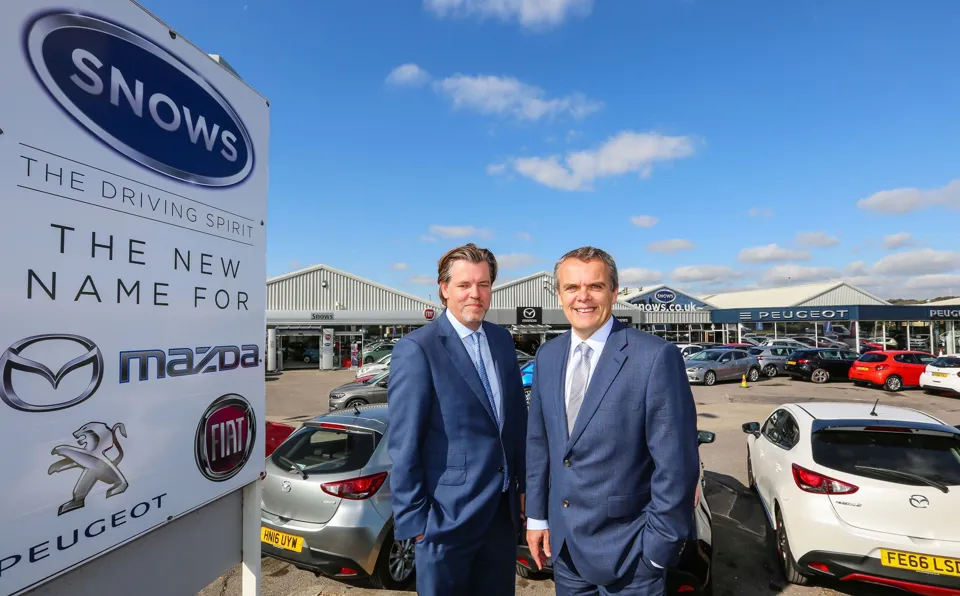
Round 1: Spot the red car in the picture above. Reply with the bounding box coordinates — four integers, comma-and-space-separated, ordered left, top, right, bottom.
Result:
848, 350, 936, 392
265, 421, 296, 457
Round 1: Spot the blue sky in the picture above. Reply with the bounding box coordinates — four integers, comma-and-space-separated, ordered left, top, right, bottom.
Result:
143, 0, 960, 301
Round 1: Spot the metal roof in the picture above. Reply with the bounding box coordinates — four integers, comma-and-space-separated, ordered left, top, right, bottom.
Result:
699, 280, 889, 309
267, 263, 442, 311
492, 271, 639, 311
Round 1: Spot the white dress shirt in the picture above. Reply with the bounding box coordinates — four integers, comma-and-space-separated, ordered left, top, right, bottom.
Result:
445, 308, 502, 422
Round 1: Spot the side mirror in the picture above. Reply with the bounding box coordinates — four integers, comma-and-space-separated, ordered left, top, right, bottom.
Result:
742, 422, 760, 435
697, 430, 715, 445
377, 380, 388, 388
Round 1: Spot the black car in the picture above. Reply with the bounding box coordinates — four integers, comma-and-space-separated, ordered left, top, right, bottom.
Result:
515, 430, 716, 594
783, 348, 860, 383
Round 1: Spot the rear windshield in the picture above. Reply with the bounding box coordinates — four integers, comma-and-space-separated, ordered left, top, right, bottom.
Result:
748, 348, 763, 356
812, 429, 960, 486
271, 424, 380, 475
858, 353, 887, 363
931, 357, 960, 369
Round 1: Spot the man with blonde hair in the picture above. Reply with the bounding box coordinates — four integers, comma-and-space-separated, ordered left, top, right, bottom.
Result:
388, 243, 528, 596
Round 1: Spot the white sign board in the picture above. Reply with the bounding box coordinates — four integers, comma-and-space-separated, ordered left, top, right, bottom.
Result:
0, 1, 269, 594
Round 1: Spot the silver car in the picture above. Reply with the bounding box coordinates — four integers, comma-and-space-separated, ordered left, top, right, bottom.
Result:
747, 346, 793, 377
685, 348, 761, 386
355, 353, 391, 379
260, 405, 415, 589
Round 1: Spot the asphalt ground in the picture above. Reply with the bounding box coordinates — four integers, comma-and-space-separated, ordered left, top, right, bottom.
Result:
199, 368, 960, 596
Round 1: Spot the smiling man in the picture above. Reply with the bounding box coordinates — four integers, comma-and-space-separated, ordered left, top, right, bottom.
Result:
388, 243, 527, 596
525, 246, 700, 596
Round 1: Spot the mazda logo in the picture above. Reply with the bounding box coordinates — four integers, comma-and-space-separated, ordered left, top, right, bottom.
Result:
909, 495, 929, 508
0, 334, 104, 412
281, 481, 292, 493
523, 308, 536, 318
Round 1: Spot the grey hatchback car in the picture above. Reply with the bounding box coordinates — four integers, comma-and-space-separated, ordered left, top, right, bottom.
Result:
260, 405, 415, 589
684, 348, 761, 386
747, 346, 793, 377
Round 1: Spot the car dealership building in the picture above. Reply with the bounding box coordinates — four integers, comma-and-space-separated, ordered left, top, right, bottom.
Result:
265, 265, 960, 371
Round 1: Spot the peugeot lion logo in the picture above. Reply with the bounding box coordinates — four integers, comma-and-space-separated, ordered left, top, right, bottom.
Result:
0, 334, 104, 412
909, 495, 929, 508
48, 421, 129, 515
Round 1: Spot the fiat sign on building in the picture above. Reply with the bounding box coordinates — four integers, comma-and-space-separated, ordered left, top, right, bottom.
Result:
0, 1, 268, 594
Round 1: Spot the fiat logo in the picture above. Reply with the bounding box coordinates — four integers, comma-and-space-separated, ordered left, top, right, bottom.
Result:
424, 308, 436, 321
194, 393, 257, 482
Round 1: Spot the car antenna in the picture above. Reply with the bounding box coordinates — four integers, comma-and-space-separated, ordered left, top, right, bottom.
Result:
869, 398, 879, 417
353, 402, 362, 415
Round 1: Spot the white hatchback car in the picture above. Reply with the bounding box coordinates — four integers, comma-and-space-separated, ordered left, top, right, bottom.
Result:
742, 401, 960, 594
920, 354, 960, 396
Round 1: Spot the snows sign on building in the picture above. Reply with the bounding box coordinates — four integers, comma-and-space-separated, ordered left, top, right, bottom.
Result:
624, 285, 712, 313
0, 1, 268, 594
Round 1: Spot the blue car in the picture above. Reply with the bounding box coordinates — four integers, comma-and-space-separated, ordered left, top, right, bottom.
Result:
521, 361, 535, 406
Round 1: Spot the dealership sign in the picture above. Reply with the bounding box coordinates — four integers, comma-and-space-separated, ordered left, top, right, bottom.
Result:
517, 306, 542, 324
653, 289, 677, 303
0, 1, 268, 593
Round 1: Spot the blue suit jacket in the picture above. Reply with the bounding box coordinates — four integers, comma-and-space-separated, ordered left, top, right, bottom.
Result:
525, 319, 699, 586
387, 311, 527, 544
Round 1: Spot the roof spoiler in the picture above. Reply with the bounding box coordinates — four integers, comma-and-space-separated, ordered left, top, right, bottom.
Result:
811, 418, 960, 437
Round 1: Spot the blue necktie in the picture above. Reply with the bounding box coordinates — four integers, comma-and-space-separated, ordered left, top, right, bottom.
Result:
472, 332, 509, 492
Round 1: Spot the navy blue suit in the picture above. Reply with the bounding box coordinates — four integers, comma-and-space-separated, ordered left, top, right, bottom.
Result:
525, 318, 700, 593
387, 309, 527, 595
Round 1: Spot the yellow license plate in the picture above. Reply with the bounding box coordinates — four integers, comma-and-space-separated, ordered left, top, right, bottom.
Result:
933, 372, 948, 378
881, 549, 960, 577
856, 366, 869, 371
787, 361, 796, 365
261, 527, 303, 552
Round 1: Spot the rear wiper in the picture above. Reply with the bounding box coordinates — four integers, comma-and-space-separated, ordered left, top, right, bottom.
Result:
854, 465, 948, 493
278, 455, 307, 479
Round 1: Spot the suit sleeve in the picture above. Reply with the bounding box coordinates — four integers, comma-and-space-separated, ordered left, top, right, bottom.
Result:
509, 340, 528, 495
641, 341, 700, 568
525, 348, 549, 524
386, 338, 432, 540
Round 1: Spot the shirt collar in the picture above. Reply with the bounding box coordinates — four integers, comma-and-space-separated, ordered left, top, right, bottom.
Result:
570, 315, 615, 353
446, 308, 484, 339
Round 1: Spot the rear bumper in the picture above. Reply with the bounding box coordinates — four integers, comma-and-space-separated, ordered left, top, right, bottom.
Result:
848, 368, 884, 385
920, 373, 960, 394
263, 542, 371, 579
797, 551, 960, 595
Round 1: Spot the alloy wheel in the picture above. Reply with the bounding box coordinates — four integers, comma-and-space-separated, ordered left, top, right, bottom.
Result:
763, 364, 778, 377
388, 538, 416, 582
885, 376, 902, 392
811, 369, 828, 383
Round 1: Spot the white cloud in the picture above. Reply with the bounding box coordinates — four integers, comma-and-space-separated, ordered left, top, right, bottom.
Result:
428, 224, 493, 239
738, 243, 811, 263
630, 215, 659, 228
423, 0, 593, 29
903, 274, 960, 292
670, 265, 742, 285
762, 264, 839, 285
391, 262, 409, 270
420, 235, 438, 242
496, 253, 536, 269
646, 238, 695, 254
516, 231, 532, 240
747, 207, 774, 218
856, 179, 960, 214
509, 131, 697, 191
386, 63, 431, 86
795, 231, 840, 248
844, 261, 869, 277
883, 232, 917, 250
409, 274, 436, 285
871, 249, 960, 276
620, 267, 663, 285
487, 162, 507, 175
434, 74, 602, 122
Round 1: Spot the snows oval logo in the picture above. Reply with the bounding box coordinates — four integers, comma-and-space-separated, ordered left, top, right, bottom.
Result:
26, 14, 254, 187
654, 289, 677, 303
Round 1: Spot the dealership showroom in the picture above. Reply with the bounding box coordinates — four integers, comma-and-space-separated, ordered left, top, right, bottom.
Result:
265, 263, 960, 371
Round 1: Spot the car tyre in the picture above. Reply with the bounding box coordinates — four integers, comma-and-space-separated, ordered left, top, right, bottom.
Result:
884, 375, 903, 392
516, 563, 545, 579
704, 371, 717, 386
345, 398, 367, 409
810, 368, 829, 384
370, 528, 416, 590
746, 446, 756, 492
747, 367, 761, 383
775, 507, 810, 585
762, 364, 778, 378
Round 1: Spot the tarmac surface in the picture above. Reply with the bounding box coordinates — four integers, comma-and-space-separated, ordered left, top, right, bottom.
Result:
199, 367, 960, 596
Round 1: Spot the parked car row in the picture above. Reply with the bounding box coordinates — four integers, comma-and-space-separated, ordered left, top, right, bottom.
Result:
260, 404, 718, 594
743, 401, 960, 595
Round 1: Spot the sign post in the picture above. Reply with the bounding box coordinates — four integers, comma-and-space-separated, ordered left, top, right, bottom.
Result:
0, 1, 269, 594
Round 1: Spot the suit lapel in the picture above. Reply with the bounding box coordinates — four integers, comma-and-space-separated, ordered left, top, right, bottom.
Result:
565, 322, 628, 453
484, 321, 510, 434
553, 333, 572, 438
438, 312, 498, 426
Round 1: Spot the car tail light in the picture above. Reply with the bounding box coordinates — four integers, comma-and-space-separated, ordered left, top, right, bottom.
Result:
676, 586, 695, 593
863, 426, 912, 433
875, 364, 890, 371
321, 471, 388, 500
338, 567, 358, 576
797, 359, 811, 365
808, 562, 830, 573
319, 423, 347, 430
792, 464, 858, 494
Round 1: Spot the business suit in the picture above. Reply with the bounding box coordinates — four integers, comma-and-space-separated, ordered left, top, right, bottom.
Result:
388, 308, 527, 595
526, 316, 699, 594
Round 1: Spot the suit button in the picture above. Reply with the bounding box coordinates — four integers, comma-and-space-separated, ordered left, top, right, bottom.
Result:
562, 500, 569, 508
498, 467, 504, 473
563, 459, 571, 467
